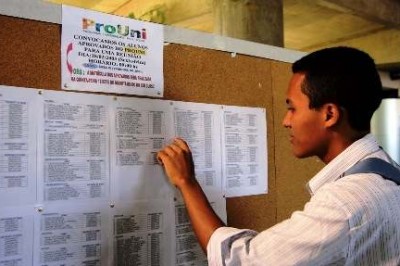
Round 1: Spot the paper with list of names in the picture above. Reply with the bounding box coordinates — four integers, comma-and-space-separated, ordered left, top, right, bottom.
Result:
0, 85, 267, 266
174, 193, 226, 266
112, 199, 174, 266
0, 87, 37, 206
222, 106, 267, 197
37, 90, 110, 203
0, 206, 34, 266
33, 203, 110, 266
172, 101, 223, 197
110, 97, 174, 202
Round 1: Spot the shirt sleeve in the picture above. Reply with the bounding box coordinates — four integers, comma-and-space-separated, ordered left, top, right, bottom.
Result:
207, 227, 258, 266
207, 186, 350, 265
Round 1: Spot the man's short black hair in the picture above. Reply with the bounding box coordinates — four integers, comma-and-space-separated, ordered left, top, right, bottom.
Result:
292, 46, 382, 131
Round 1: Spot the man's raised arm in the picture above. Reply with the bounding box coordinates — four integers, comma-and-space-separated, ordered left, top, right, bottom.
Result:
157, 138, 225, 252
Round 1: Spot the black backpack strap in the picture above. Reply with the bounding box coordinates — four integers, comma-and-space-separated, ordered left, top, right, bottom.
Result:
343, 158, 400, 185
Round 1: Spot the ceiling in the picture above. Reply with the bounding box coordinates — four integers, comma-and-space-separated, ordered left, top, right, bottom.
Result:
47, 0, 400, 66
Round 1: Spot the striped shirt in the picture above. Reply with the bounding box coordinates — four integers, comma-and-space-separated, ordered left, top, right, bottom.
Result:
207, 134, 400, 265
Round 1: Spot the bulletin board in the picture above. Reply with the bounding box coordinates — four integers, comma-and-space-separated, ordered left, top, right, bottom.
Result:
0, 13, 324, 238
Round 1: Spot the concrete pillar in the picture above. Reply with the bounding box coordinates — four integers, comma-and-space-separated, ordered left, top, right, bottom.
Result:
213, 0, 283, 47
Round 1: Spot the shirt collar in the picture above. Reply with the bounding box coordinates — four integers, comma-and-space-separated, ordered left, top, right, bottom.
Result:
307, 134, 381, 195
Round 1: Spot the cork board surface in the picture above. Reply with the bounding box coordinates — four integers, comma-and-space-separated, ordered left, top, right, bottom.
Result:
0, 15, 277, 232
0, 16, 61, 90
270, 61, 324, 222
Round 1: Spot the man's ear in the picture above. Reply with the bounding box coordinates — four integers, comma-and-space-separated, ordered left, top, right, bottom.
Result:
323, 103, 341, 127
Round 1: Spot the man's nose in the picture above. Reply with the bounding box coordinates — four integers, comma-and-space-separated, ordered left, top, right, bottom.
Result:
282, 112, 291, 128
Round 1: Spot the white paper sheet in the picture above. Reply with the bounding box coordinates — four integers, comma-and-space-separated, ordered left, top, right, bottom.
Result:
112, 199, 174, 266
110, 97, 174, 202
222, 106, 268, 197
37, 90, 111, 203
174, 193, 226, 266
0, 206, 34, 266
0, 86, 37, 206
172, 101, 223, 196
33, 203, 110, 266
61, 5, 164, 97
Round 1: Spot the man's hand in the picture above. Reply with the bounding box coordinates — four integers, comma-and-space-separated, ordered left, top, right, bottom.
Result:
157, 138, 196, 189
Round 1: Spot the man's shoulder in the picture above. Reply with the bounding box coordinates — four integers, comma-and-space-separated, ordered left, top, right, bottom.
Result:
314, 173, 400, 218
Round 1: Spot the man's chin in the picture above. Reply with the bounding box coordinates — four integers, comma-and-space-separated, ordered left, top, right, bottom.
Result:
292, 150, 312, 159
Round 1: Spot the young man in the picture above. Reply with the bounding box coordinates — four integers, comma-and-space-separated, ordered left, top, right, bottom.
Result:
157, 47, 400, 265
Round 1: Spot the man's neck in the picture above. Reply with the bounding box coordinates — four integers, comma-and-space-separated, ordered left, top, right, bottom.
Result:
321, 130, 369, 164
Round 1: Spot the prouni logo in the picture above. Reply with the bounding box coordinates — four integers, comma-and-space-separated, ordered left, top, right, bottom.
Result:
82, 18, 147, 40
